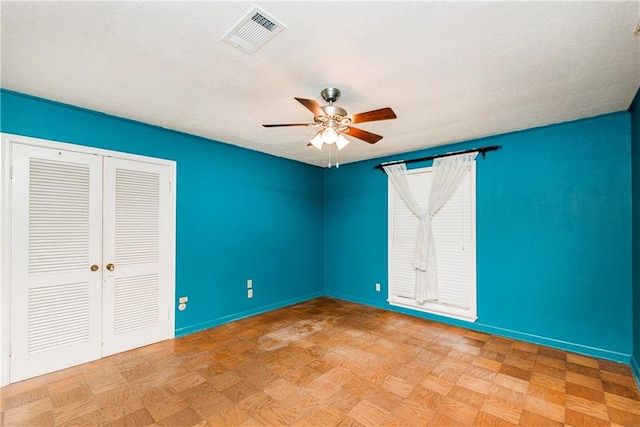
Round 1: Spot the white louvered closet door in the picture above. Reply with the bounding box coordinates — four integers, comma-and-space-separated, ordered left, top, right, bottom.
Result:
10, 144, 103, 382
101, 158, 171, 356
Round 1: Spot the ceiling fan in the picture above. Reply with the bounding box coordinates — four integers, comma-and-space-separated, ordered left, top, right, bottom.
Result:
262, 88, 397, 151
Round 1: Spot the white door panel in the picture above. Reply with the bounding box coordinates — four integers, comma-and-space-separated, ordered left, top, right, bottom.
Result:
10, 144, 103, 382
101, 158, 171, 356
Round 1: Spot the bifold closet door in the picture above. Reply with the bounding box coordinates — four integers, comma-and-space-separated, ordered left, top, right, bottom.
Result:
10, 142, 173, 383
101, 157, 171, 356
10, 144, 103, 382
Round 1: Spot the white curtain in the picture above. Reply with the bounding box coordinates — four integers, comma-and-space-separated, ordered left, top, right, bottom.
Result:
385, 152, 477, 303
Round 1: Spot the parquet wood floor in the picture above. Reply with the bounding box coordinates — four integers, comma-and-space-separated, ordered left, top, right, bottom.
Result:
1, 297, 639, 426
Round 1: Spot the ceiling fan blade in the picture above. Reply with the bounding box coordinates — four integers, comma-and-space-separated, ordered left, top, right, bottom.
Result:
262, 123, 311, 127
343, 127, 384, 144
350, 107, 397, 124
295, 97, 325, 117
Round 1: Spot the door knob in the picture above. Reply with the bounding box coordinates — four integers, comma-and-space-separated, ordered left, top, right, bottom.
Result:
106, 263, 115, 271
90, 264, 99, 272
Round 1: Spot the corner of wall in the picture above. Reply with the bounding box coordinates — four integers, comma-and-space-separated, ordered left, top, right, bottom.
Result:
631, 85, 640, 388
632, 355, 640, 389
629, 86, 640, 113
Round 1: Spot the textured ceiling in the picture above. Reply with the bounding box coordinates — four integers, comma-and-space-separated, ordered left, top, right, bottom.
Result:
1, 1, 639, 167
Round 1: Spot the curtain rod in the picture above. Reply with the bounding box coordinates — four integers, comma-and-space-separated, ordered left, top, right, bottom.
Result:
373, 145, 502, 171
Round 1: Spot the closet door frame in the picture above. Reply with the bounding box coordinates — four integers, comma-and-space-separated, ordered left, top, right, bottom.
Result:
0, 133, 177, 386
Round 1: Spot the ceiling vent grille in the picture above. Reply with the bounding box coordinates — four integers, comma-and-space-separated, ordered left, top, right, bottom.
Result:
223, 7, 285, 54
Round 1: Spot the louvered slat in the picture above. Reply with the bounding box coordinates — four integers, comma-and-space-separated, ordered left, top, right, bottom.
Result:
28, 282, 90, 353
29, 159, 90, 273
113, 274, 160, 334
115, 169, 160, 265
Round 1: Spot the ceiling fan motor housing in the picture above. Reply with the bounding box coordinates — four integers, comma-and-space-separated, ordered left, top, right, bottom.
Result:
322, 105, 348, 117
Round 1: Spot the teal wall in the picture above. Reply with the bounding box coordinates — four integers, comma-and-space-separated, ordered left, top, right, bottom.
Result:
2, 89, 636, 365
324, 112, 633, 362
0, 89, 325, 336
631, 88, 640, 379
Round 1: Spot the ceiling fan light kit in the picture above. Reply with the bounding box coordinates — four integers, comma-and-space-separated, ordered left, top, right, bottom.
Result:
309, 128, 350, 150
263, 87, 397, 160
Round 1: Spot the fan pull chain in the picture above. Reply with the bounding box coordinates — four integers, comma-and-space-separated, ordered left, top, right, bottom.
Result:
326, 144, 340, 168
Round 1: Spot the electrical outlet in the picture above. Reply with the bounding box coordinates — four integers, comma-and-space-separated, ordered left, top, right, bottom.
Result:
375, 283, 381, 292
247, 279, 253, 289
248, 289, 253, 298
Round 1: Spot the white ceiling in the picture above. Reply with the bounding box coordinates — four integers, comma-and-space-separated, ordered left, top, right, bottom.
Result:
2, 1, 639, 167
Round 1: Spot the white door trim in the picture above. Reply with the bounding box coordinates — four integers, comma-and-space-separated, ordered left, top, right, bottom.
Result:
0, 133, 177, 386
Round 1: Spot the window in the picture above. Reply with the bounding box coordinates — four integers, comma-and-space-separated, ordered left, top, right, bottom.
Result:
388, 163, 477, 321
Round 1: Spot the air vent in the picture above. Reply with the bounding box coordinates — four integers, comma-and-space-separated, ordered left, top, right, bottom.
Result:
223, 6, 286, 54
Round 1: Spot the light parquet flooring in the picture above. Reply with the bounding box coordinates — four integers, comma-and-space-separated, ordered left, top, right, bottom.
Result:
2, 297, 640, 426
